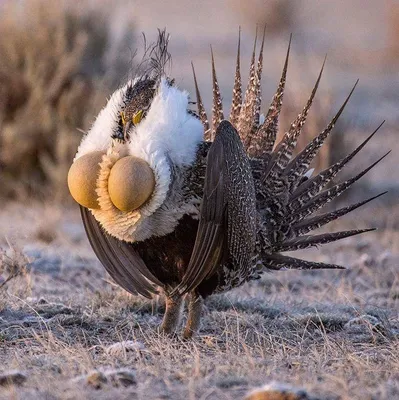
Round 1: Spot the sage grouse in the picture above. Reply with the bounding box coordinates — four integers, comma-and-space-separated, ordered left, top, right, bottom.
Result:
68, 30, 387, 338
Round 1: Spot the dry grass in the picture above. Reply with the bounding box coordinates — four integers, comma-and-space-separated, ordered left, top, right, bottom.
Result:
0, 202, 397, 399
0, 242, 31, 312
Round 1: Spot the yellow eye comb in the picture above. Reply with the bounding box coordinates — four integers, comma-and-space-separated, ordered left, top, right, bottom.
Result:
133, 110, 143, 125
120, 111, 126, 125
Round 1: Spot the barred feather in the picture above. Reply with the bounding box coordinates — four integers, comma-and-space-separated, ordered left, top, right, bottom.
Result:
263, 253, 345, 270
191, 62, 211, 140
211, 47, 224, 140
254, 27, 266, 127
237, 28, 259, 143
242, 26, 267, 148
278, 228, 375, 252
230, 28, 242, 126
247, 35, 292, 158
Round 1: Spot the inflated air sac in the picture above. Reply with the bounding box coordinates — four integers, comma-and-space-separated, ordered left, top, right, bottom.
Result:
67, 151, 104, 209
108, 156, 155, 212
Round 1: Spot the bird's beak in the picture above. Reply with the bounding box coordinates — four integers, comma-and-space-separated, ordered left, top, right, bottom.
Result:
123, 121, 132, 141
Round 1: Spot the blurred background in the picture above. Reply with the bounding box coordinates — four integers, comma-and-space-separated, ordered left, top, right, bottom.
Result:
0, 0, 397, 206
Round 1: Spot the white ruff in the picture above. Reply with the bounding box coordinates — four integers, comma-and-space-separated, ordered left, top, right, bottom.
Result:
75, 82, 132, 160
75, 78, 204, 242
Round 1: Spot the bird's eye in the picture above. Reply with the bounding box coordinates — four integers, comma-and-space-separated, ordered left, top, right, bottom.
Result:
132, 110, 143, 125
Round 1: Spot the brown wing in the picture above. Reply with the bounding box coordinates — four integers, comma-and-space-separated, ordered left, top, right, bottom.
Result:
172, 120, 257, 296
80, 206, 162, 298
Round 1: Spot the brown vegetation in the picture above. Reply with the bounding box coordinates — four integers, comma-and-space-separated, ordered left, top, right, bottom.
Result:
0, 1, 133, 201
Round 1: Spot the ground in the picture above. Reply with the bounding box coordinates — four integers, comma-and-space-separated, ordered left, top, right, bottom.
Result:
0, 200, 398, 400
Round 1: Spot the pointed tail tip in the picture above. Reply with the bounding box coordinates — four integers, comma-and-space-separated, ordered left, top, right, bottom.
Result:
287, 33, 293, 48
261, 24, 266, 42
379, 190, 389, 197
372, 120, 386, 133
322, 53, 328, 66
282, 34, 292, 71
381, 149, 392, 161
252, 25, 258, 52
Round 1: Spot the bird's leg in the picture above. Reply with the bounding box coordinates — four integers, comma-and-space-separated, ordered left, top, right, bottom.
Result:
160, 296, 183, 335
183, 291, 203, 339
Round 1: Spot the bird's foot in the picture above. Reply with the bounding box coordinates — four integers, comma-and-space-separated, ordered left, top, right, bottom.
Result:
159, 296, 183, 335
182, 292, 203, 339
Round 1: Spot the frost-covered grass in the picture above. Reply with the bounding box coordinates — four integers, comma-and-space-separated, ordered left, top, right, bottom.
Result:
0, 202, 398, 399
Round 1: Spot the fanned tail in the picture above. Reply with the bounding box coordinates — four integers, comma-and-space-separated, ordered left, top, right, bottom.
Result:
193, 30, 388, 274
245, 37, 387, 271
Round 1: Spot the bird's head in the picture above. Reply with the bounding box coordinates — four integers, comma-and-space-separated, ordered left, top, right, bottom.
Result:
68, 34, 204, 242
111, 79, 156, 143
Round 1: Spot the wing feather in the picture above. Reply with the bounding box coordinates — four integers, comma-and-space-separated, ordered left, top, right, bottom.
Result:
172, 120, 256, 296
80, 206, 160, 298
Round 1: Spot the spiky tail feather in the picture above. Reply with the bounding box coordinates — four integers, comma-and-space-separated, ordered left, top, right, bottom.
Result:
247, 34, 291, 158
192, 62, 210, 140
195, 31, 387, 271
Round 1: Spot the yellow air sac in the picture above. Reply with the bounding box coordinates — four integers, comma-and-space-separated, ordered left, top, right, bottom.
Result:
67, 151, 104, 209
108, 156, 155, 212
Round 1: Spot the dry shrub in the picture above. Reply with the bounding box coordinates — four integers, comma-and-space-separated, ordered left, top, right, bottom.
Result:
0, 243, 31, 310
0, 243, 29, 290
0, 1, 134, 201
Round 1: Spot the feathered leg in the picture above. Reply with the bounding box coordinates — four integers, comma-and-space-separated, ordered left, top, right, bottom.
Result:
160, 296, 183, 334
183, 292, 204, 339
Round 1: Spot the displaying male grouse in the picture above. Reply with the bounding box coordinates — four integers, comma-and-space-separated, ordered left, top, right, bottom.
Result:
68, 30, 387, 338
